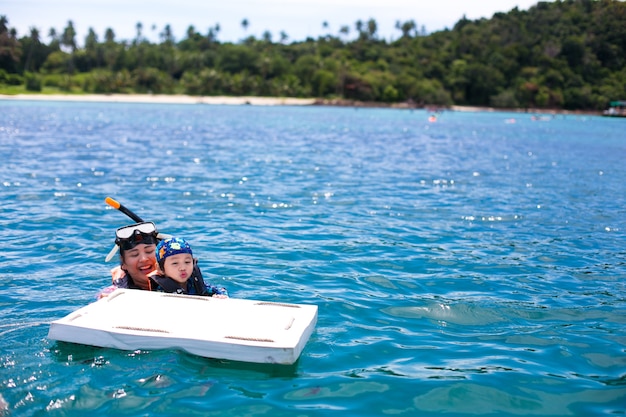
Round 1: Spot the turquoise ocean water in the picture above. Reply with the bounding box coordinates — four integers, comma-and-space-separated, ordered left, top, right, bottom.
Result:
1, 100, 625, 416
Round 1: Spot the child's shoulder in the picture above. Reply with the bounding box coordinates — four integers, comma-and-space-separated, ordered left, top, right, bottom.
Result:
150, 273, 180, 292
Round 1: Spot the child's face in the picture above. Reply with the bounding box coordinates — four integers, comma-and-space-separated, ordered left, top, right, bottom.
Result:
162, 253, 194, 284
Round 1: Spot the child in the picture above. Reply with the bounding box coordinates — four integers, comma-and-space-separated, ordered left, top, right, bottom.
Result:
152, 237, 228, 298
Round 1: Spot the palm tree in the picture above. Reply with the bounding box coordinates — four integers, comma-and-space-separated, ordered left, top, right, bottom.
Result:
280, 30, 288, 44
366, 18, 377, 40
0, 15, 8, 34
61, 20, 77, 52
105, 28, 115, 43
339, 25, 350, 42
0, 15, 22, 71
24, 27, 40, 71
206, 23, 221, 43
355, 19, 364, 40
59, 20, 77, 74
207, 27, 216, 43
241, 18, 249, 33
85, 27, 100, 68
187, 25, 196, 40
85, 28, 98, 49
160, 24, 174, 44
395, 19, 416, 39
104, 28, 117, 69
135, 22, 143, 43
48, 27, 60, 50
0, 20, 22, 72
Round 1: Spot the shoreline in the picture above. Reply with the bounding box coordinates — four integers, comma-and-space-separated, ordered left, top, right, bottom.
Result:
0, 93, 602, 116
0, 93, 316, 106
449, 105, 601, 116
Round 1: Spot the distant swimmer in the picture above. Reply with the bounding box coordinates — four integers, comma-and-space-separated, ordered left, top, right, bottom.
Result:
428, 115, 437, 122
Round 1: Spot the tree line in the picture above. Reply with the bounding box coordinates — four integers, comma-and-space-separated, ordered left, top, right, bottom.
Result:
1, 0, 625, 111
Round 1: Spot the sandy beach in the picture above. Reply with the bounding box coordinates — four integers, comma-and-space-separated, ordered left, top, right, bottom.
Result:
0, 93, 317, 106
0, 93, 601, 115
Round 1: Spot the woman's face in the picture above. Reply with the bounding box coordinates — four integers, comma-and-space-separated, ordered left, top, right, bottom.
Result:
121, 243, 157, 289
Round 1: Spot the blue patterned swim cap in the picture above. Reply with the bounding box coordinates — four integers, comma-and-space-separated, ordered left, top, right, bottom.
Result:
156, 237, 193, 265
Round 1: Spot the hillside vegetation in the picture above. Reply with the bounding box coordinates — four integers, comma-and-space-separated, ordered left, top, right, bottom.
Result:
1, 0, 625, 110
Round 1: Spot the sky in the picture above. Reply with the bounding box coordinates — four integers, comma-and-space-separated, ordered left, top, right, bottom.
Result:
3, 0, 551, 45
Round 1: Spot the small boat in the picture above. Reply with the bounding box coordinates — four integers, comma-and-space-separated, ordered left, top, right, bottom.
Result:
48, 289, 318, 365
603, 100, 626, 117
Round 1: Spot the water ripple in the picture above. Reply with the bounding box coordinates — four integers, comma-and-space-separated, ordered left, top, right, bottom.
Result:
1, 102, 625, 416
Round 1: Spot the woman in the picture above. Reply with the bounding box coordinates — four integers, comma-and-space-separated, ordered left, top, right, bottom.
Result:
98, 222, 160, 297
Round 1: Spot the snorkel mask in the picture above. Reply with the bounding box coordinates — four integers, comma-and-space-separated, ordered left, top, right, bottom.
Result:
115, 222, 159, 252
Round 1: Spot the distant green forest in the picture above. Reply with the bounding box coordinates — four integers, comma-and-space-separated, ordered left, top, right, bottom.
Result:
1, 0, 625, 110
